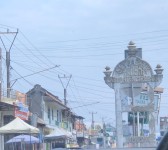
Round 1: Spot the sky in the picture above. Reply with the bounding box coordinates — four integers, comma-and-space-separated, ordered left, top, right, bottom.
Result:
0, 0, 168, 126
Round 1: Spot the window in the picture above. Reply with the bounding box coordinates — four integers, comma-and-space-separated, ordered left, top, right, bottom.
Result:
140, 95, 142, 99
48, 107, 50, 119
57, 110, 59, 121
56, 110, 62, 122
161, 118, 165, 122
143, 95, 145, 100
4, 115, 14, 125
52, 109, 54, 120
60, 111, 62, 122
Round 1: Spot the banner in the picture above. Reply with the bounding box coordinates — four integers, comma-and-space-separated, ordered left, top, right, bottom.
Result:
14, 101, 29, 120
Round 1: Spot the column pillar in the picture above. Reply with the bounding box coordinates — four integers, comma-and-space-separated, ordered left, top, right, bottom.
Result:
115, 87, 123, 148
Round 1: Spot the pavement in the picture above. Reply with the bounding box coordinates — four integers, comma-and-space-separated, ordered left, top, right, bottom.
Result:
52, 148, 156, 150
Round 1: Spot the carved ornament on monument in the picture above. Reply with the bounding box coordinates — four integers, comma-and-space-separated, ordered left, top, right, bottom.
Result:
125, 134, 155, 143
104, 42, 163, 91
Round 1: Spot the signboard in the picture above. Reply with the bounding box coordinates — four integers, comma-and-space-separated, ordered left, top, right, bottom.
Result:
89, 129, 99, 136
134, 93, 159, 111
121, 93, 159, 112
15, 101, 29, 120
76, 131, 84, 137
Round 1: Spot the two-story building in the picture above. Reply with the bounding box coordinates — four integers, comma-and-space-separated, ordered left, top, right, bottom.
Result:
26, 84, 79, 149
0, 90, 29, 150
74, 116, 87, 146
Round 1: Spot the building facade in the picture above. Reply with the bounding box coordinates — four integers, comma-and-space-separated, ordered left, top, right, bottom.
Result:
160, 117, 168, 136
26, 84, 80, 149
0, 90, 29, 150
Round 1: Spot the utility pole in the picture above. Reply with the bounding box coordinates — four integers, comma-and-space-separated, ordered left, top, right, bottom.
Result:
0, 29, 18, 98
6, 49, 10, 98
58, 74, 72, 106
102, 117, 106, 148
0, 48, 2, 101
90, 112, 97, 130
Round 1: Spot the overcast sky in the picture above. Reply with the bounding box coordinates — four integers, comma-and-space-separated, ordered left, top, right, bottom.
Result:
0, 0, 168, 125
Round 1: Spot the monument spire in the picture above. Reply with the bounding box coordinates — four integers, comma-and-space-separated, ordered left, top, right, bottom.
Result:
127, 41, 137, 56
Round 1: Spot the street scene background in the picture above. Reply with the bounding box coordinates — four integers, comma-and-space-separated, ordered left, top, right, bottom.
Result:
0, 0, 168, 149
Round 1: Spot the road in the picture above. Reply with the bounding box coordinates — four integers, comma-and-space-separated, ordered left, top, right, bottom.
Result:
53, 148, 156, 150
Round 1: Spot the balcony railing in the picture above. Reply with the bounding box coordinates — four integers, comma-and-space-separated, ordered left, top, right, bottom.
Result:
2, 89, 17, 99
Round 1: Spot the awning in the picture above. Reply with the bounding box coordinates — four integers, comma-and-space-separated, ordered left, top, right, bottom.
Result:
45, 127, 73, 140
6, 134, 41, 144
45, 125, 55, 130
0, 101, 15, 110
0, 117, 39, 134
60, 128, 73, 138
37, 117, 45, 125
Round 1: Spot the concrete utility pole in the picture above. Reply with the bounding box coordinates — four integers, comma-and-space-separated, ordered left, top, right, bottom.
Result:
0, 29, 18, 98
102, 117, 106, 148
58, 74, 72, 106
0, 48, 2, 101
90, 112, 97, 129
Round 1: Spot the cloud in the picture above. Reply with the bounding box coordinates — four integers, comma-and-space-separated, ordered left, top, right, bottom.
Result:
1, 0, 168, 41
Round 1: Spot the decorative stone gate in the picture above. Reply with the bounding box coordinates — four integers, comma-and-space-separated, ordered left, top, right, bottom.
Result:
104, 41, 163, 148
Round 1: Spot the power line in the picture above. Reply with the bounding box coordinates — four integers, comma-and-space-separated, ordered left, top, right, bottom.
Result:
3, 34, 46, 69
70, 77, 90, 113
11, 67, 34, 86
71, 102, 100, 109
11, 65, 59, 82
37, 29, 168, 43
9, 46, 168, 60
19, 31, 56, 66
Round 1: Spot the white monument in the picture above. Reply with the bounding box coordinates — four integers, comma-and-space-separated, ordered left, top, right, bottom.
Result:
104, 41, 163, 148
